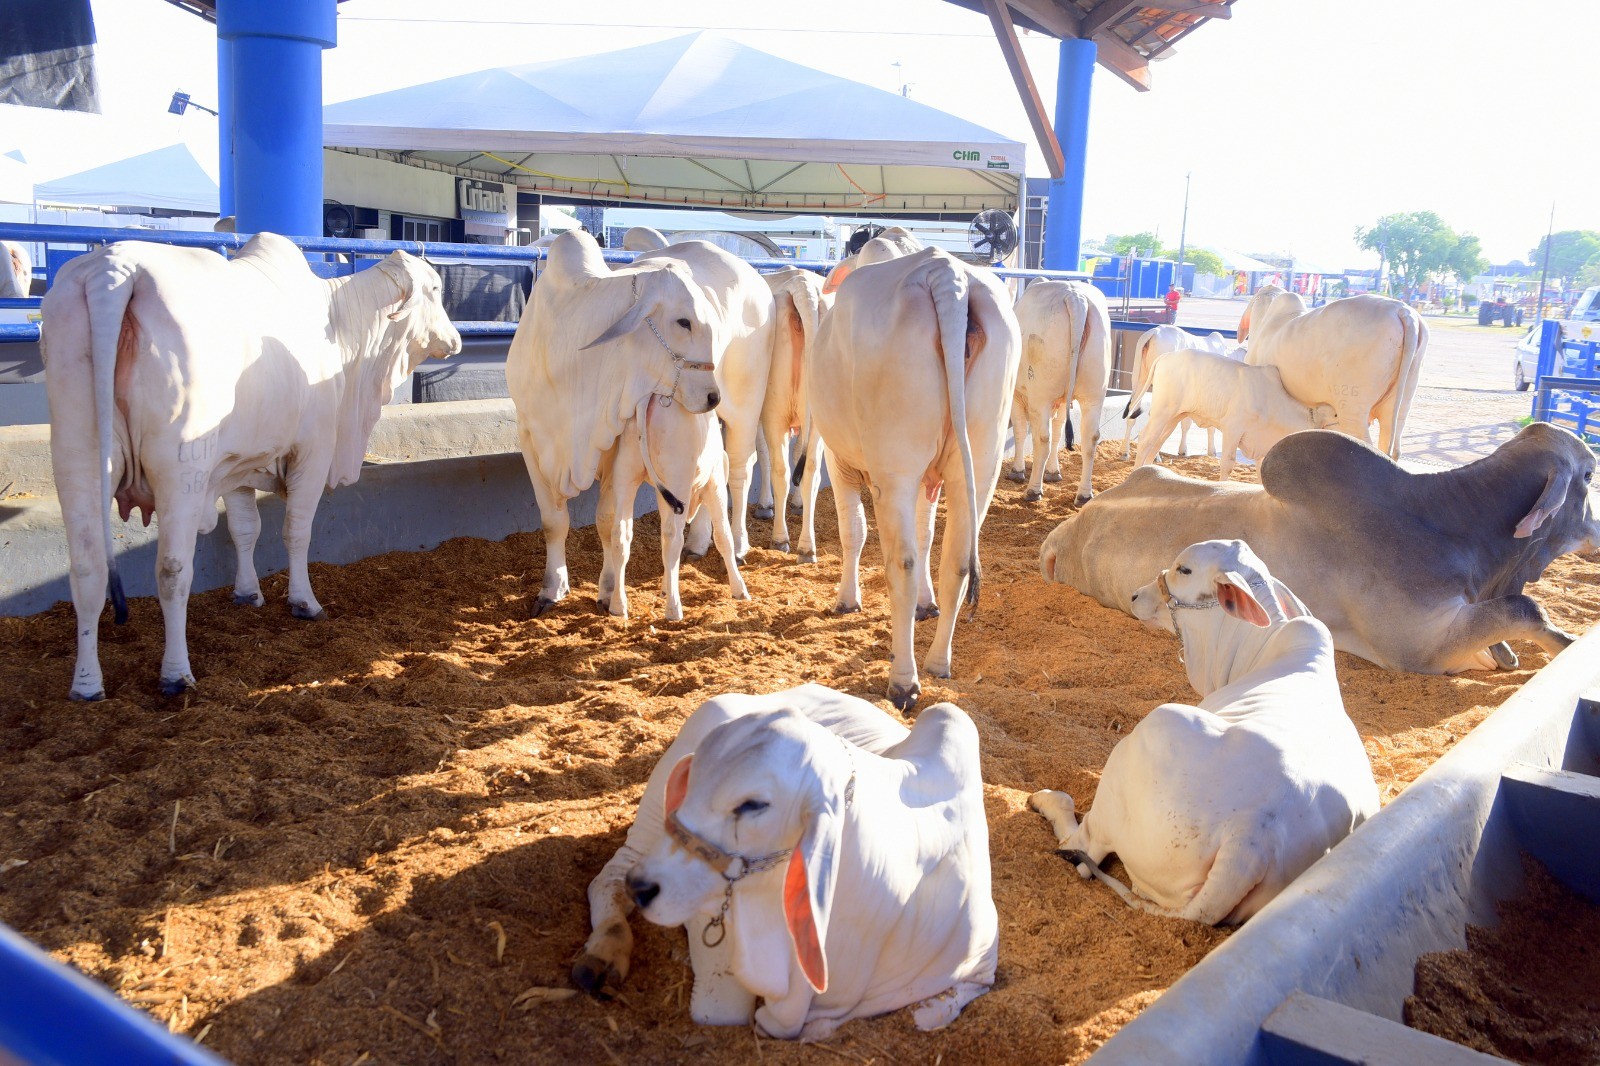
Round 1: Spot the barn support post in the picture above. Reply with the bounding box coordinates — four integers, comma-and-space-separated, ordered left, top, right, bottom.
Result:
1043, 37, 1095, 272
216, 34, 234, 219
216, 0, 336, 238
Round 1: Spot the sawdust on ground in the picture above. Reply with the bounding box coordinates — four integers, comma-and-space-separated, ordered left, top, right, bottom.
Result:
1, 444, 1596, 1066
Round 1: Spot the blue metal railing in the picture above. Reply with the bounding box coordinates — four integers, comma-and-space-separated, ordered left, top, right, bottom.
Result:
0, 221, 1159, 346
1532, 318, 1600, 440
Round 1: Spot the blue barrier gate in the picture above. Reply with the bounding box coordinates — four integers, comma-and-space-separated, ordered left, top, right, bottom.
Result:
1532, 317, 1600, 442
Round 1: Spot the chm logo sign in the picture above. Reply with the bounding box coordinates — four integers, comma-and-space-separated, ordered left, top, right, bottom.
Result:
952, 149, 981, 162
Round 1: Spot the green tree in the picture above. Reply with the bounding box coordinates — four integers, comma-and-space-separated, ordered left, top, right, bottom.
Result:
1355, 211, 1476, 294
1446, 234, 1487, 286
1160, 246, 1224, 276
1107, 231, 1161, 257
1530, 230, 1600, 283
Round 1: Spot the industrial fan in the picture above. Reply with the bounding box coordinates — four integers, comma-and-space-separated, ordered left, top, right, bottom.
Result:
968, 209, 1019, 262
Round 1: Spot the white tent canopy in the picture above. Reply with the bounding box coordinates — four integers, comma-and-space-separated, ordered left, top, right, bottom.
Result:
324, 32, 1023, 215
32, 143, 219, 215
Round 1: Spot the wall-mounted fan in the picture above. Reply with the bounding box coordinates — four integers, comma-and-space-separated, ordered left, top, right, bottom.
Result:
845, 224, 885, 256
323, 202, 355, 239
969, 210, 1018, 262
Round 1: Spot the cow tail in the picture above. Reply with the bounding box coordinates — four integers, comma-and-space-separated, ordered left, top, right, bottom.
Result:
1062, 288, 1091, 451
927, 255, 982, 611
87, 259, 136, 625
637, 396, 685, 515
786, 278, 825, 490
1125, 327, 1163, 424
1123, 329, 1155, 419
1384, 309, 1425, 459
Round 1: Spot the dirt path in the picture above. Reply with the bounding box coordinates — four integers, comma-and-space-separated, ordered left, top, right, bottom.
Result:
2, 444, 1595, 1065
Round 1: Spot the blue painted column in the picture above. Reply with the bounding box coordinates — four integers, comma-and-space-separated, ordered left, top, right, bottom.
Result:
1043, 38, 1095, 271
216, 34, 234, 219
216, 0, 336, 238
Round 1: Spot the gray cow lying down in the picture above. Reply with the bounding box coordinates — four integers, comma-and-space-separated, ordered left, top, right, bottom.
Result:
1039, 423, 1599, 674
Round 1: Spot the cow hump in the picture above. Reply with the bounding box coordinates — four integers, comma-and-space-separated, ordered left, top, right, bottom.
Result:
1258, 430, 1407, 509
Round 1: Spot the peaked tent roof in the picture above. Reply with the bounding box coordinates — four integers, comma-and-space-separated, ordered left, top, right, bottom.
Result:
33, 143, 219, 214
0, 149, 32, 204
324, 32, 1024, 215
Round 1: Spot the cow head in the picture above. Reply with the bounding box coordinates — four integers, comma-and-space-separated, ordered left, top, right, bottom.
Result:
1506, 422, 1600, 557
582, 262, 721, 413
375, 251, 462, 370
625, 709, 847, 996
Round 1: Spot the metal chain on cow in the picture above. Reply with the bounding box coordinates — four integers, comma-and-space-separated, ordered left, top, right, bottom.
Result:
630, 273, 715, 409
667, 738, 857, 949
1155, 569, 1270, 665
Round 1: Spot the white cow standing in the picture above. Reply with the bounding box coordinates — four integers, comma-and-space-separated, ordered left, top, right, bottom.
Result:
594, 393, 749, 621
1030, 539, 1379, 924
1119, 324, 1240, 459
634, 241, 776, 562
574, 684, 997, 1040
1238, 286, 1427, 458
506, 230, 723, 617
41, 234, 461, 700
809, 241, 1021, 710
1006, 280, 1112, 505
760, 266, 831, 562
1129, 349, 1338, 481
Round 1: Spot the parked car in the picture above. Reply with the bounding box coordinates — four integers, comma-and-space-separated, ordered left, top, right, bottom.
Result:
1514, 324, 1540, 391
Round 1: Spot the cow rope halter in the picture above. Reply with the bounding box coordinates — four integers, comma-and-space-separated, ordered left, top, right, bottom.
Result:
632, 273, 715, 409
665, 740, 857, 949
1155, 569, 1269, 665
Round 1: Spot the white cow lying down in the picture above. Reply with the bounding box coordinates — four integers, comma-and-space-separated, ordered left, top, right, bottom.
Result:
595, 393, 748, 621
574, 684, 998, 1040
1030, 540, 1378, 924
1129, 349, 1337, 481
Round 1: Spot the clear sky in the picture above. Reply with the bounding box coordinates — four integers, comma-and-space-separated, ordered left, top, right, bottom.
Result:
7, 0, 1599, 271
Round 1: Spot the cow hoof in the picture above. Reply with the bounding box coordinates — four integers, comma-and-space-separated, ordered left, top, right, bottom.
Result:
1022, 488, 1043, 503
571, 954, 621, 997
788, 500, 804, 517
1005, 468, 1027, 482
1490, 642, 1519, 670
158, 676, 194, 698
915, 603, 940, 622
68, 688, 106, 703
772, 541, 790, 555
886, 681, 920, 712
290, 603, 326, 621
233, 592, 264, 608
1043, 470, 1063, 483
531, 596, 559, 618
1073, 493, 1094, 507
752, 505, 775, 521
734, 553, 748, 567
683, 546, 708, 561
833, 601, 860, 615
798, 551, 816, 564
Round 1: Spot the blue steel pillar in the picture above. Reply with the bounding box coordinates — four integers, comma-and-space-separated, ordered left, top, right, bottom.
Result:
1042, 38, 1095, 272
216, 0, 336, 238
216, 35, 234, 219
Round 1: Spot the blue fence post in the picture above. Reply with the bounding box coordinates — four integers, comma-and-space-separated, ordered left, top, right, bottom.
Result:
217, 34, 235, 220
216, 0, 336, 239
1042, 38, 1095, 272
1534, 319, 1561, 421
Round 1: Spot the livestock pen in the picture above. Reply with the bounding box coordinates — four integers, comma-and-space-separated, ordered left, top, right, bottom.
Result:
2, 224, 1597, 1065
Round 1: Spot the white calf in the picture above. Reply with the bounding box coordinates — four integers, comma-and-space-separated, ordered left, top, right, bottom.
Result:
574, 684, 997, 1040
1130, 349, 1337, 481
1120, 325, 1240, 459
595, 395, 749, 621
1030, 539, 1379, 924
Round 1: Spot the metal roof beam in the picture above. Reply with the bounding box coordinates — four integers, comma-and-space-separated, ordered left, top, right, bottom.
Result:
1080, 1, 1143, 39
984, 0, 1066, 178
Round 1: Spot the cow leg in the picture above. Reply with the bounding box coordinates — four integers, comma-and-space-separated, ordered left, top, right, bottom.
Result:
795, 430, 824, 564
914, 486, 939, 622
862, 483, 923, 703
683, 508, 712, 560
723, 417, 759, 561
1005, 402, 1029, 481
1028, 790, 1113, 881
764, 421, 793, 553
1042, 403, 1065, 482
1178, 837, 1270, 926
1436, 595, 1577, 673
1207, 426, 1221, 459
921, 476, 973, 686
687, 919, 758, 1025
1176, 417, 1192, 457
279, 466, 329, 622
750, 423, 775, 522
704, 482, 751, 605
153, 500, 206, 696
1135, 410, 1180, 470
223, 488, 265, 607
826, 448, 867, 615
527, 477, 571, 616
1023, 402, 1050, 502
1072, 391, 1104, 506
597, 466, 635, 619
911, 982, 990, 1032
56, 448, 117, 701
658, 505, 686, 622
1217, 432, 1240, 482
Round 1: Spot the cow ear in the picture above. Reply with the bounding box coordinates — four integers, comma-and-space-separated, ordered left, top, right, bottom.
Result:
782, 802, 842, 994
582, 271, 656, 350
380, 253, 423, 320
1270, 578, 1308, 621
1216, 571, 1271, 627
665, 754, 692, 817
1514, 469, 1568, 538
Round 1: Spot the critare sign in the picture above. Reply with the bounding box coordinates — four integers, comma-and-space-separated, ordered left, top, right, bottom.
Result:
457, 178, 509, 220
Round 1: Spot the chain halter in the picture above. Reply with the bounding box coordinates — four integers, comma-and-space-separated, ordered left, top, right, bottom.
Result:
665, 740, 856, 949
631, 273, 715, 409
1154, 569, 1269, 665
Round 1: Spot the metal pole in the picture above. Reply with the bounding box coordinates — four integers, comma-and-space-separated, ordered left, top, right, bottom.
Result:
1042, 37, 1095, 271
1175, 170, 1189, 283
1536, 201, 1555, 322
